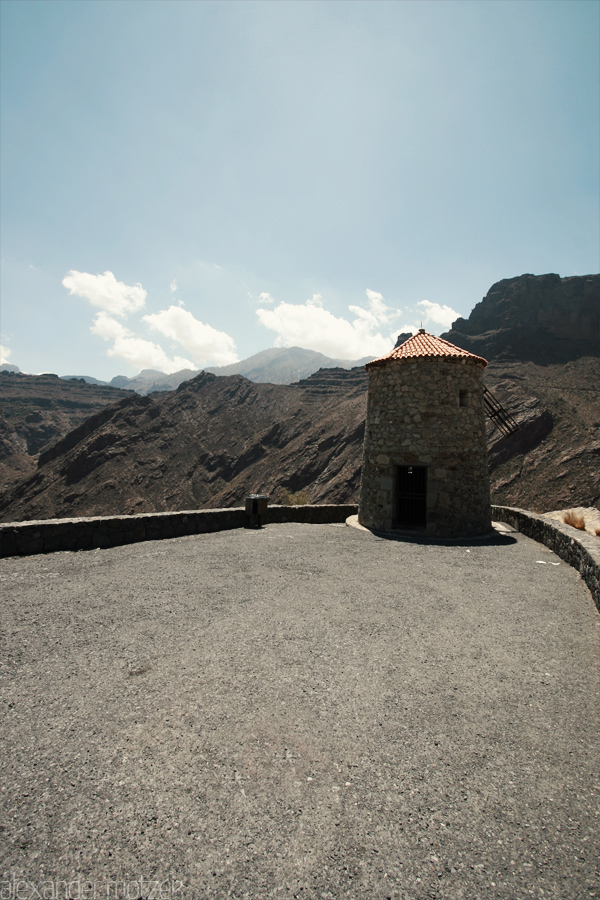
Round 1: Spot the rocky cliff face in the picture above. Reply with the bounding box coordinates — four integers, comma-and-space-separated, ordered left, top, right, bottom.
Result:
442, 273, 599, 363
0, 373, 130, 496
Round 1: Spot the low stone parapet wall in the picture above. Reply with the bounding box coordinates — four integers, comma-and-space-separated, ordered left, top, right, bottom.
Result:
0, 504, 358, 559
267, 504, 358, 525
492, 505, 600, 613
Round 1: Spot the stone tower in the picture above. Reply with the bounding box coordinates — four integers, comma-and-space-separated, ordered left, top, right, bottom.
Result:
358, 330, 491, 538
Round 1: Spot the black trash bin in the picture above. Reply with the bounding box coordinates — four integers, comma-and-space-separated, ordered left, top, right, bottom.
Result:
245, 494, 268, 529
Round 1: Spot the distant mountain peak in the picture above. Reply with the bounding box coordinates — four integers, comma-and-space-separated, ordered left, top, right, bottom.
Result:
103, 348, 374, 394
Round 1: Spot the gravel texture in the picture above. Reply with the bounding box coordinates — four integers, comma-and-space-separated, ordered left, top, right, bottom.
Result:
1, 523, 599, 900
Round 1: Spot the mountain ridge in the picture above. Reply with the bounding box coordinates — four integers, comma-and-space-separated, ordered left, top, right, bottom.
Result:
3, 347, 374, 394
1, 273, 598, 522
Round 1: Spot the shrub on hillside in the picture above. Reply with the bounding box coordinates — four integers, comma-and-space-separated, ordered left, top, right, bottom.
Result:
280, 487, 310, 506
562, 510, 586, 530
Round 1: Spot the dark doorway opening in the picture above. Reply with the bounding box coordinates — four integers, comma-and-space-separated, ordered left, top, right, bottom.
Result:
394, 465, 427, 529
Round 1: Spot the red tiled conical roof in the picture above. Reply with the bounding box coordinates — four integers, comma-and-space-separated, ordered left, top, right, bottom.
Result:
366, 330, 487, 369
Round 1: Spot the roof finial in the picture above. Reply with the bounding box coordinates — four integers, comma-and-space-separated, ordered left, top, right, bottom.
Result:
418, 321, 425, 334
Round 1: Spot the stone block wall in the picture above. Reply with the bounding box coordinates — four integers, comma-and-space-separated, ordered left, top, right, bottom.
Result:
0, 505, 358, 559
359, 357, 491, 537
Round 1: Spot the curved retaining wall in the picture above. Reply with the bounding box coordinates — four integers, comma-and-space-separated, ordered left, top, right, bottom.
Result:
0, 505, 358, 560
492, 505, 600, 613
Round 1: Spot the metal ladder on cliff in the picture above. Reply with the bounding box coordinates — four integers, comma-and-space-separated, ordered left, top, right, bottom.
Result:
482, 385, 520, 437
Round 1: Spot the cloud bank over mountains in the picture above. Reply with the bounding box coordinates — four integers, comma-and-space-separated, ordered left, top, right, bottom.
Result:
62, 270, 239, 374
143, 307, 238, 368
62, 269, 459, 374
256, 290, 396, 359
255, 289, 459, 359
90, 311, 195, 374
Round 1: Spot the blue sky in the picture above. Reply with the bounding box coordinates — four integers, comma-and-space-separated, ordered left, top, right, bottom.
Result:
1, 0, 598, 378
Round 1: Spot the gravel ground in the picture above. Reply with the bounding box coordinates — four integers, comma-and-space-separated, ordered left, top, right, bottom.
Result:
1, 523, 598, 900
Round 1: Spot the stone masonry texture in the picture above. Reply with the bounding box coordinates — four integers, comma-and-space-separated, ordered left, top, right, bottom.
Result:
359, 357, 492, 536
0, 505, 358, 558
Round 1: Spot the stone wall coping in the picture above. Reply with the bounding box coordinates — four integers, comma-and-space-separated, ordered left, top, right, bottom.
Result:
492, 504, 600, 613
0, 504, 358, 559
2, 509, 238, 527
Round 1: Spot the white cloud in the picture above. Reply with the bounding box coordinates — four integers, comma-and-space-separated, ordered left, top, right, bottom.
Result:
91, 312, 195, 374
107, 337, 194, 374
143, 305, 238, 366
256, 290, 397, 359
257, 292, 275, 305
361, 289, 392, 324
0, 344, 11, 364
66, 271, 237, 372
417, 299, 458, 330
90, 311, 126, 342
348, 288, 395, 329
62, 270, 147, 317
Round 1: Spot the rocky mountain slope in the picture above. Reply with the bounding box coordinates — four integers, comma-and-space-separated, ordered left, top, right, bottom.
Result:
1, 356, 597, 523
48, 348, 374, 396
0, 368, 368, 521
0, 373, 129, 496
484, 356, 599, 512
0, 273, 597, 523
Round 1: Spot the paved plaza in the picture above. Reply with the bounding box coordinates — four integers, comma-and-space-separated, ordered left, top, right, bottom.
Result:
1, 523, 598, 899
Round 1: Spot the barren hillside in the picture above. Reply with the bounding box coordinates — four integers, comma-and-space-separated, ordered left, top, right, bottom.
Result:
0, 374, 130, 495
0, 357, 598, 523
0, 273, 597, 523
0, 369, 368, 522
484, 358, 599, 512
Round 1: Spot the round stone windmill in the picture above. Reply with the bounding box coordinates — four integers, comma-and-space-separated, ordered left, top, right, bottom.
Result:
358, 329, 492, 538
